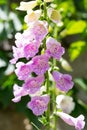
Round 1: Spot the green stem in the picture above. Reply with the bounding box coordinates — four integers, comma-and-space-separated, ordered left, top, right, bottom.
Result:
53, 59, 57, 130
46, 71, 50, 130
43, 1, 50, 130
43, 1, 47, 20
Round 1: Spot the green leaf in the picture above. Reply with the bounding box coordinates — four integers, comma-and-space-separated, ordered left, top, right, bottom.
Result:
0, 0, 7, 4
74, 78, 87, 92
84, 0, 87, 11
66, 20, 86, 35
58, 1, 75, 17
68, 40, 87, 61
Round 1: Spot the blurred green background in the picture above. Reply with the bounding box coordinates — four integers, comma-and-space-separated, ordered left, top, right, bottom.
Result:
0, 0, 87, 130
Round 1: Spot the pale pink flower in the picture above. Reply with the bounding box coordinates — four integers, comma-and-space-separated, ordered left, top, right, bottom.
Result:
46, 37, 65, 60
23, 41, 39, 59
12, 84, 28, 102
57, 111, 85, 130
15, 62, 32, 80
10, 46, 24, 64
30, 20, 48, 42
15, 32, 24, 47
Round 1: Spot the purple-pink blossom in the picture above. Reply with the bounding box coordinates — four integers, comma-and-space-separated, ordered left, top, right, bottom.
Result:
23, 41, 39, 59
32, 54, 50, 75
52, 71, 74, 92
57, 111, 85, 130
30, 20, 48, 42
12, 84, 28, 102
10, 46, 24, 64
15, 62, 32, 80
27, 95, 50, 116
46, 37, 65, 60
15, 31, 34, 47
23, 75, 44, 94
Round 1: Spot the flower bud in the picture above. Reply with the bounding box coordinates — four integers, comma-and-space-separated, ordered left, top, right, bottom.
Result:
60, 58, 73, 72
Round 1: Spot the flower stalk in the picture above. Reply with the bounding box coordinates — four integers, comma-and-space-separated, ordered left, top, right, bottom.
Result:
46, 71, 50, 130
10, 0, 85, 130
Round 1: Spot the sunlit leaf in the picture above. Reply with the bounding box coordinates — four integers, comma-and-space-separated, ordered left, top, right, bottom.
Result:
66, 20, 86, 35
68, 40, 87, 61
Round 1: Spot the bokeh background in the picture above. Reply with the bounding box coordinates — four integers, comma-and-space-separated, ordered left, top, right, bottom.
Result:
0, 0, 87, 130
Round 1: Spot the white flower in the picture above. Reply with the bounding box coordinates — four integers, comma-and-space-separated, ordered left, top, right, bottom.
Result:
56, 95, 75, 114
47, 8, 62, 26
24, 10, 41, 24
16, 1, 37, 11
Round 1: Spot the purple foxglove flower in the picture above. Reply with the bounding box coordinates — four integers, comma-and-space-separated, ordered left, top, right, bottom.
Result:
15, 32, 24, 48
12, 84, 28, 102
27, 95, 50, 116
30, 20, 48, 42
57, 111, 85, 130
23, 41, 39, 59
15, 30, 34, 47
15, 62, 32, 80
10, 46, 24, 64
32, 54, 50, 75
52, 71, 74, 92
23, 75, 44, 94
46, 37, 65, 60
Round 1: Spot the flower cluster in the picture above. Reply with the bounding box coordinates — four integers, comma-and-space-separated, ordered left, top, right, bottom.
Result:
11, 0, 85, 129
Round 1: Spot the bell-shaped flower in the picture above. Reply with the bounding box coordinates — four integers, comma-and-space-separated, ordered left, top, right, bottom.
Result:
10, 46, 24, 64
52, 71, 74, 92
15, 62, 32, 80
24, 10, 41, 24
16, 1, 37, 11
56, 95, 75, 114
23, 41, 40, 59
23, 75, 44, 94
46, 37, 65, 61
56, 111, 85, 130
12, 84, 28, 102
29, 20, 48, 42
32, 54, 50, 75
27, 95, 50, 116
47, 8, 62, 25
